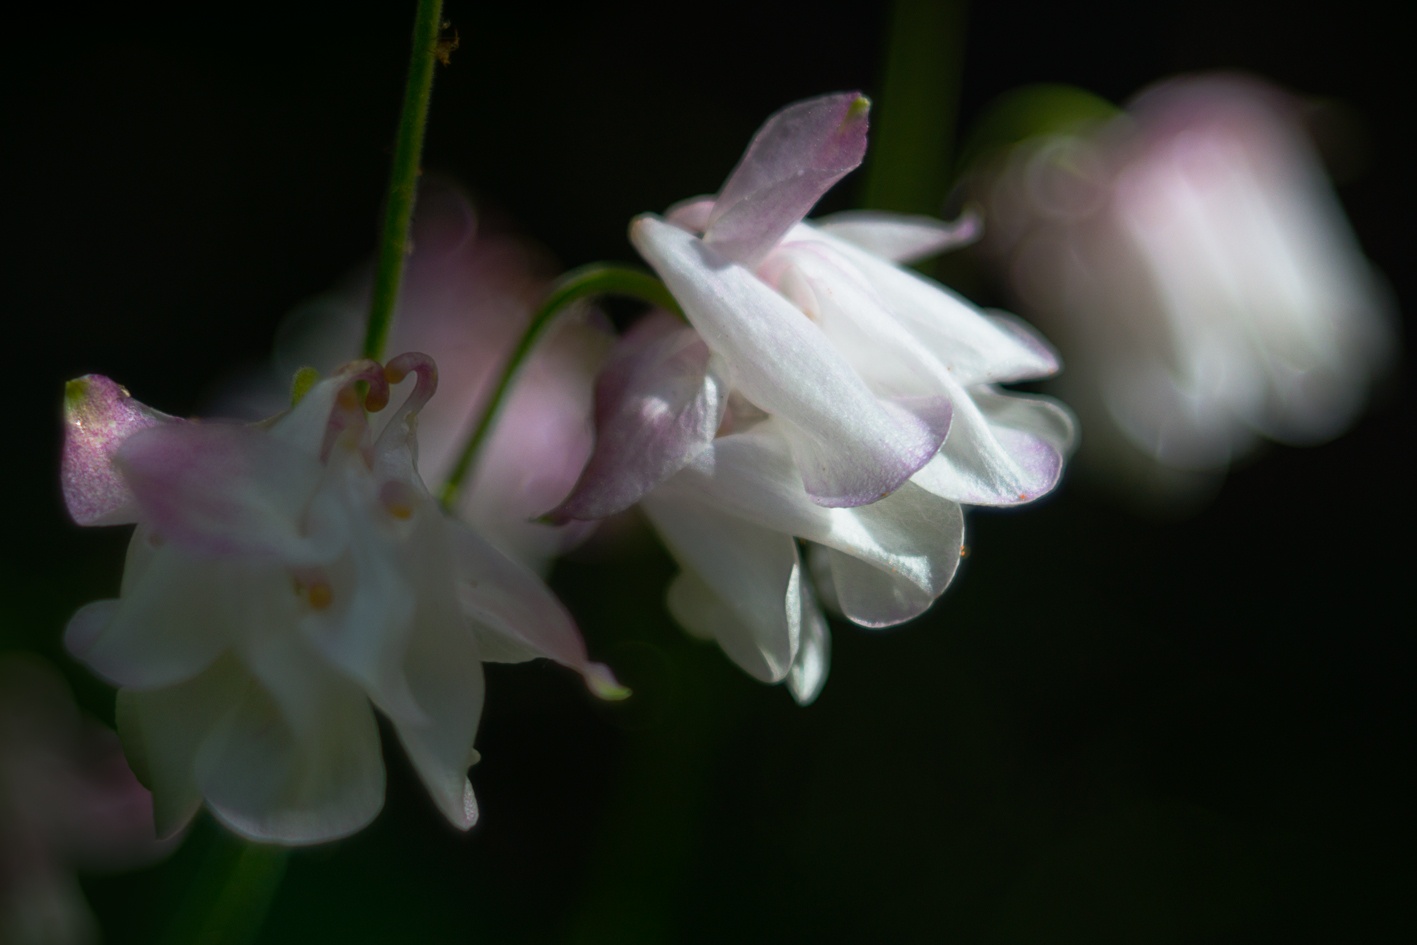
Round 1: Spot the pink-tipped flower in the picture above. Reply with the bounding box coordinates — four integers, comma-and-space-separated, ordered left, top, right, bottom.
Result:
1, 654, 176, 944
60, 354, 622, 846
981, 74, 1395, 496
548, 94, 1074, 702
252, 180, 612, 573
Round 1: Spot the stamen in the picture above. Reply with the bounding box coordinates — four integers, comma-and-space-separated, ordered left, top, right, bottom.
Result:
308, 582, 333, 610
383, 352, 439, 416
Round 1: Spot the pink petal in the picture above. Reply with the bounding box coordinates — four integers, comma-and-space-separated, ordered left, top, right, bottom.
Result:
115, 422, 335, 562
704, 92, 870, 268
61, 376, 179, 526
547, 312, 728, 523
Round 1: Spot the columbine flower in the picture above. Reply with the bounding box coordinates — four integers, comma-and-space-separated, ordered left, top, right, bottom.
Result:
230, 181, 611, 573
547, 93, 1074, 701
979, 74, 1394, 490
61, 355, 620, 845
2, 654, 175, 944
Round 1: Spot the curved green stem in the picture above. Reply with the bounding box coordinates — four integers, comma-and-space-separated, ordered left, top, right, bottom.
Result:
362, 0, 446, 362
437, 263, 681, 511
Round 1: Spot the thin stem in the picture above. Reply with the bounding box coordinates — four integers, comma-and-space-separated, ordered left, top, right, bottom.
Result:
438, 263, 681, 511
860, 0, 969, 215
362, 0, 446, 362
159, 825, 291, 945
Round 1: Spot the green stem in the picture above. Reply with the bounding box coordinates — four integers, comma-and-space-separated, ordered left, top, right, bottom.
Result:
860, 0, 969, 215
159, 825, 291, 945
437, 263, 681, 511
362, 0, 446, 362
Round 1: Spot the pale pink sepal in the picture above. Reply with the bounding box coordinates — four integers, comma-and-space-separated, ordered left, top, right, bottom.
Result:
62, 375, 179, 526
704, 92, 870, 268
547, 312, 728, 523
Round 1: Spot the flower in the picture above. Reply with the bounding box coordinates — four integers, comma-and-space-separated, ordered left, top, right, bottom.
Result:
61, 356, 621, 845
548, 93, 1074, 701
1, 653, 176, 944
225, 180, 612, 574
978, 74, 1395, 495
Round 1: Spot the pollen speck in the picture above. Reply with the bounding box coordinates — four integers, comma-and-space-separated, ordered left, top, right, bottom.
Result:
389, 503, 413, 520
308, 582, 333, 610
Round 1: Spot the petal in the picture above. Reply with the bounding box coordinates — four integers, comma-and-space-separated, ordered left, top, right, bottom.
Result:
114, 653, 249, 840
116, 422, 341, 563
813, 208, 982, 264
548, 312, 729, 522
66, 543, 229, 689
793, 223, 1062, 385
704, 92, 870, 268
824, 547, 937, 627
911, 387, 1077, 505
388, 515, 486, 831
786, 580, 831, 706
658, 425, 965, 613
448, 519, 625, 699
644, 490, 803, 683
62, 375, 179, 526
631, 215, 943, 506
200, 632, 385, 845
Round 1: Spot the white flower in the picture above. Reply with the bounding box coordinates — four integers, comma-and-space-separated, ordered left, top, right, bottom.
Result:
982, 74, 1395, 490
61, 356, 621, 845
1, 654, 176, 945
547, 93, 1074, 701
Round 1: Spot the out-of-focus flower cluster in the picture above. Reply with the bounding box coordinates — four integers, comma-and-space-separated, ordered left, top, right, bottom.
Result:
973, 74, 1395, 502
2, 654, 174, 944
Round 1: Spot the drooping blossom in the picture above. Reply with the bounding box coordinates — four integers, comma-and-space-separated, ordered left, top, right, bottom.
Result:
226, 180, 612, 574
1, 653, 176, 944
978, 74, 1394, 497
61, 357, 621, 845
550, 93, 1074, 701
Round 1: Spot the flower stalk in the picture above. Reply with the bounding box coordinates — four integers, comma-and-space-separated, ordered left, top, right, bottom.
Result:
437, 263, 681, 510
362, 0, 447, 362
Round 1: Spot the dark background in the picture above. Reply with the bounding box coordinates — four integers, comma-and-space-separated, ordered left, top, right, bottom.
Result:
2, 1, 1411, 941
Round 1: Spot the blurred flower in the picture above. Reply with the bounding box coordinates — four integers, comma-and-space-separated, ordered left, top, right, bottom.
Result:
230, 181, 612, 575
550, 93, 1074, 701
1, 653, 175, 944
979, 74, 1395, 499
61, 359, 620, 845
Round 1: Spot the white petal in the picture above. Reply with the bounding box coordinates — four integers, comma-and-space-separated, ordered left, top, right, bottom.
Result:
388, 516, 485, 831
825, 547, 937, 627
814, 208, 981, 263
198, 633, 385, 845
793, 223, 1061, 385
786, 579, 831, 706
658, 426, 965, 611
643, 491, 802, 683
912, 387, 1076, 505
631, 215, 943, 506
67, 545, 230, 689
114, 654, 249, 840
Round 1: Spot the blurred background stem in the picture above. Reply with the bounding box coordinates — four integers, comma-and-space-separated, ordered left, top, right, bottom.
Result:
861, 0, 969, 216
361, 0, 446, 362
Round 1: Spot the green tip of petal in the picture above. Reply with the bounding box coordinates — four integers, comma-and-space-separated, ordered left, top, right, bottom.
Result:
63, 377, 92, 416
586, 663, 631, 701
847, 94, 871, 119
290, 367, 321, 406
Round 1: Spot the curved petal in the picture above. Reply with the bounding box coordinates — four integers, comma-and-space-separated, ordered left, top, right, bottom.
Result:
644, 491, 803, 683
202, 630, 385, 845
388, 514, 485, 831
114, 653, 249, 840
62, 375, 179, 526
548, 312, 729, 522
657, 425, 965, 610
448, 520, 624, 699
793, 223, 1062, 385
813, 208, 982, 264
911, 388, 1076, 505
786, 579, 831, 706
825, 547, 937, 627
66, 546, 230, 689
116, 423, 341, 564
631, 215, 942, 506
705, 92, 869, 268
